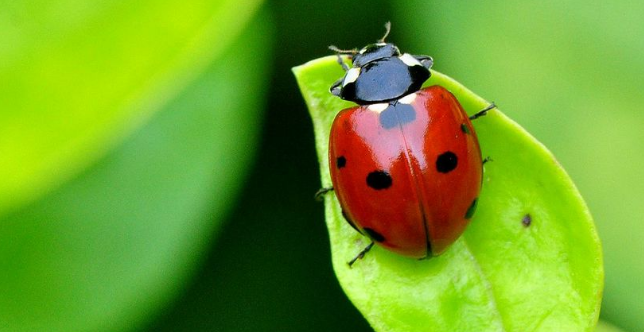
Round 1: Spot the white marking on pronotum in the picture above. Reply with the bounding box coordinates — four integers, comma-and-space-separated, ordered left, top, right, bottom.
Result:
343, 68, 361, 86
399, 53, 422, 67
367, 103, 389, 113
399, 92, 417, 104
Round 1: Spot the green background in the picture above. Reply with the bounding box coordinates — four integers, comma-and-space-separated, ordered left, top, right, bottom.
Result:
0, 0, 641, 331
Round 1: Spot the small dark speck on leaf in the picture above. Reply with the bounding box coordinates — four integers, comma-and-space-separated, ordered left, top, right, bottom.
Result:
522, 214, 532, 227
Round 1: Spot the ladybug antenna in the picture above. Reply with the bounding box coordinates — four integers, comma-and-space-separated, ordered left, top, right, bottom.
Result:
379, 21, 392, 43
328, 45, 358, 55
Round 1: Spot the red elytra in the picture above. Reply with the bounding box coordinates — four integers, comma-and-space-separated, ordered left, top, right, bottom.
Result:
328, 85, 482, 258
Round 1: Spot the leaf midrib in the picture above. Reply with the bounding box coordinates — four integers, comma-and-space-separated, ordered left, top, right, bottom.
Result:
461, 238, 507, 332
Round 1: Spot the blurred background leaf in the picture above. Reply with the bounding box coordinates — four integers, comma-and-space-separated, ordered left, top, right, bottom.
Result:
1, 0, 641, 331
0, 1, 270, 331
0, 0, 262, 218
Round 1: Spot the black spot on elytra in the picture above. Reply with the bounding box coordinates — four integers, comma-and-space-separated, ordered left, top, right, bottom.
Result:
465, 198, 478, 219
342, 210, 362, 233
461, 123, 470, 134
366, 170, 392, 190
522, 214, 532, 227
436, 151, 458, 173
363, 228, 386, 242
336, 156, 346, 168
379, 103, 416, 129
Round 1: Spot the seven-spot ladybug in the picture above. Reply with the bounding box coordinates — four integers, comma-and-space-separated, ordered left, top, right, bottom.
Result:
322, 23, 493, 266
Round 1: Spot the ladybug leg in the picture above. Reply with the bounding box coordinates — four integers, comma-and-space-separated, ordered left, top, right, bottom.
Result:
328, 45, 358, 55
314, 187, 334, 201
347, 241, 375, 268
481, 157, 493, 186
335, 53, 351, 72
469, 102, 496, 120
327, 48, 352, 72
328, 48, 353, 97
328, 45, 357, 68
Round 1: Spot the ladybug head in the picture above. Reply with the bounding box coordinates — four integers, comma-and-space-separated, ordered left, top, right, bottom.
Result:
329, 23, 434, 105
352, 42, 400, 67
351, 22, 398, 67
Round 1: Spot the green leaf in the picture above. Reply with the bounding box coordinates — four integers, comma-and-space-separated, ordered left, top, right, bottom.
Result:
0, 0, 263, 219
0, 9, 272, 332
595, 321, 626, 332
293, 57, 603, 332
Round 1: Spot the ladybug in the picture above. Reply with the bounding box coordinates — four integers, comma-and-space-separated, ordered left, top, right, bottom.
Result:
322, 23, 493, 266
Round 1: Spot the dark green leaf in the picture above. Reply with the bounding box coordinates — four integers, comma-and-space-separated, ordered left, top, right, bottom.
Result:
0, 10, 272, 332
0, 0, 264, 218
